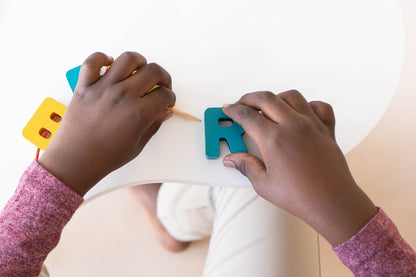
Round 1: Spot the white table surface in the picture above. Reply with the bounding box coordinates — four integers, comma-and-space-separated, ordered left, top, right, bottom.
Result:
0, 0, 404, 206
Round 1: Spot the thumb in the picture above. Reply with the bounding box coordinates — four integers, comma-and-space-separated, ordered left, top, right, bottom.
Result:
224, 152, 266, 185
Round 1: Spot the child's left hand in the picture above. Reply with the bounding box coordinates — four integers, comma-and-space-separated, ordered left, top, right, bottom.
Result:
39, 52, 176, 196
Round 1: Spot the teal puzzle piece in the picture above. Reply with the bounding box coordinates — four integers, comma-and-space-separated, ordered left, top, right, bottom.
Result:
66, 65, 81, 92
204, 107, 247, 159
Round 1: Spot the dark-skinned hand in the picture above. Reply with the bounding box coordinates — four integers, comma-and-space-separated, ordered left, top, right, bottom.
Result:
223, 90, 377, 246
39, 52, 175, 196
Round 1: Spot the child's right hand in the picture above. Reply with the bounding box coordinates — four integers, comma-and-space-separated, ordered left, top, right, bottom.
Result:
39, 52, 175, 197
223, 90, 377, 246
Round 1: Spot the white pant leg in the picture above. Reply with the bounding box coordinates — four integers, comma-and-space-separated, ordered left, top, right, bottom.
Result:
157, 184, 320, 277
39, 264, 49, 277
203, 187, 320, 277
157, 183, 219, 242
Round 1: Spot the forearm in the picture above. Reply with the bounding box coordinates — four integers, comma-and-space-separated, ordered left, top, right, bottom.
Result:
333, 208, 416, 276
0, 161, 83, 276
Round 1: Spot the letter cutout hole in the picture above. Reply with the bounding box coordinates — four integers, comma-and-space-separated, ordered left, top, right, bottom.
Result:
204, 107, 248, 159
22, 98, 66, 150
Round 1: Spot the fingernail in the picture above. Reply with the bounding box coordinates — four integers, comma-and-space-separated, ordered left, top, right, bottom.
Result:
223, 104, 230, 109
223, 160, 235, 168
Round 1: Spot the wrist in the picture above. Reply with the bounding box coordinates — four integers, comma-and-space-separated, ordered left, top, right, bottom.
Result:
38, 146, 101, 197
304, 185, 377, 247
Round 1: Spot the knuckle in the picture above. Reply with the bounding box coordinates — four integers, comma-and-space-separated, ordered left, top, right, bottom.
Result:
158, 87, 175, 104
287, 89, 301, 96
82, 52, 107, 72
279, 89, 302, 99
91, 51, 105, 56
312, 100, 331, 110
83, 55, 99, 68
146, 62, 162, 74
81, 61, 94, 72
235, 105, 254, 120
120, 51, 136, 59
309, 100, 321, 107
146, 63, 167, 80
121, 51, 147, 64
256, 91, 275, 100
89, 51, 106, 60
168, 89, 176, 103
322, 102, 334, 115
165, 71, 173, 84
312, 101, 335, 119
147, 63, 172, 86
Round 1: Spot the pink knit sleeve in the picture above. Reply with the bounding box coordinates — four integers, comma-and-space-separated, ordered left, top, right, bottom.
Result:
333, 207, 416, 276
0, 160, 84, 277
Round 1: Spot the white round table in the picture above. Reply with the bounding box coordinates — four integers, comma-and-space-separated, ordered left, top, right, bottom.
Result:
0, 0, 404, 205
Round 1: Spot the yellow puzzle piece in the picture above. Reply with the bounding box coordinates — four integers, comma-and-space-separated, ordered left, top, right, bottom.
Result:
22, 98, 67, 150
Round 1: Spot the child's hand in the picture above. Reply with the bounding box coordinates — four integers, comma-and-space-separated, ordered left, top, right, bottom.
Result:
223, 90, 377, 246
39, 52, 175, 196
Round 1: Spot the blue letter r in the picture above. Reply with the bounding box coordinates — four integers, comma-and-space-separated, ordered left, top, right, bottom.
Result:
204, 107, 248, 159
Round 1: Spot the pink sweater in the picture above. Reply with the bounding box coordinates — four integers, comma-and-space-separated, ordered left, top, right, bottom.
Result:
1, 161, 416, 276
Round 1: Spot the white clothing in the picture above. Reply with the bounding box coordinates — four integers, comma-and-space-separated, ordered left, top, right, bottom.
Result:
157, 183, 320, 277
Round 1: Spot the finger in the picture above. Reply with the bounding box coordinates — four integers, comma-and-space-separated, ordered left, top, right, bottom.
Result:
77, 52, 114, 88
309, 101, 336, 139
223, 152, 266, 185
126, 63, 172, 96
137, 109, 173, 152
104, 51, 147, 84
236, 91, 295, 122
137, 86, 176, 126
222, 103, 279, 149
278, 90, 316, 116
